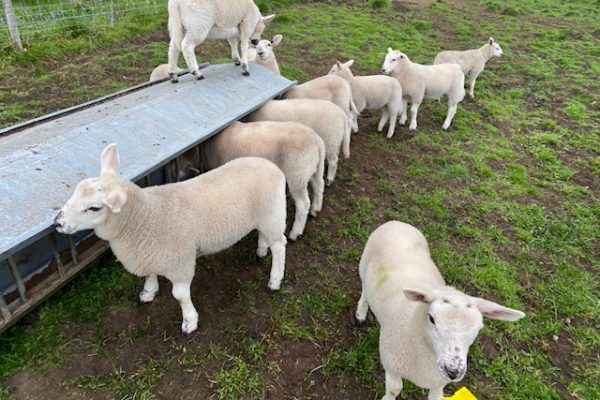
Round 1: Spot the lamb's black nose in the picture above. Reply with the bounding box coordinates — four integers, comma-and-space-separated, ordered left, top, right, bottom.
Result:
250, 39, 259, 46
380, 68, 386, 73
444, 367, 460, 380
258, 52, 264, 57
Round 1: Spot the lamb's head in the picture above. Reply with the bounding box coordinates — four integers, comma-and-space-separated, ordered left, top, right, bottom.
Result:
381, 48, 408, 74
250, 14, 276, 45
55, 144, 127, 234
327, 59, 354, 81
254, 34, 282, 60
488, 37, 503, 57
403, 286, 524, 383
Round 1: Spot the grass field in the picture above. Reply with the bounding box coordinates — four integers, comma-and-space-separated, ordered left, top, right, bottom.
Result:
0, 0, 598, 399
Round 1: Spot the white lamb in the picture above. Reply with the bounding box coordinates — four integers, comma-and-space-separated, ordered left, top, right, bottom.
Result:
252, 34, 283, 74
55, 144, 287, 334
149, 64, 185, 82
201, 121, 325, 240
381, 48, 465, 131
249, 99, 350, 185
356, 221, 525, 400
434, 38, 503, 98
167, 0, 275, 82
285, 75, 360, 133
328, 59, 403, 139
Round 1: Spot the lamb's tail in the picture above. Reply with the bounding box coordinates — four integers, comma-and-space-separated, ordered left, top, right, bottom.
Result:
342, 113, 351, 159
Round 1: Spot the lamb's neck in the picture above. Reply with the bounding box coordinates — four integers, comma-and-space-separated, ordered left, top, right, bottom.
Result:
259, 56, 278, 72
478, 44, 493, 62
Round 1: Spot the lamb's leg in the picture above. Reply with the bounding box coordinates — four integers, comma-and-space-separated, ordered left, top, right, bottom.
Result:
325, 153, 339, 187
139, 274, 159, 303
468, 69, 482, 98
382, 372, 403, 400
408, 101, 421, 131
181, 34, 205, 80
266, 235, 287, 291
257, 232, 269, 258
227, 36, 241, 66
171, 280, 198, 334
386, 107, 399, 139
442, 104, 457, 130
309, 172, 324, 216
167, 35, 183, 83
428, 387, 445, 400
355, 283, 369, 323
378, 109, 390, 132
288, 186, 310, 241
399, 99, 408, 125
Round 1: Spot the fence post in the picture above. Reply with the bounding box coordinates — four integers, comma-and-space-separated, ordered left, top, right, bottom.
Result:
2, 0, 23, 51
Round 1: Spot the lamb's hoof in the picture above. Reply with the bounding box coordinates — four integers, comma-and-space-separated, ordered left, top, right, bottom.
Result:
309, 210, 318, 218
169, 73, 179, 83
326, 179, 333, 187
139, 289, 156, 303
267, 281, 281, 292
288, 232, 300, 241
409, 125, 417, 131
233, 60, 241, 66
442, 124, 450, 130
353, 316, 366, 327
181, 315, 198, 334
242, 71, 250, 76
256, 247, 268, 258
386, 133, 394, 140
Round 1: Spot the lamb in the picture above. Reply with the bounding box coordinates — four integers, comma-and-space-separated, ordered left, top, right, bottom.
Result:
252, 34, 283, 74
434, 38, 503, 98
381, 48, 465, 131
55, 144, 287, 334
149, 64, 186, 82
328, 59, 403, 139
285, 75, 360, 133
167, 0, 275, 82
201, 121, 325, 240
356, 221, 525, 400
248, 99, 350, 185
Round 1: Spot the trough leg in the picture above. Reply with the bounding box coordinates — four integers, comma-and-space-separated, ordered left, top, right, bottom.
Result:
139, 274, 159, 303
171, 280, 198, 334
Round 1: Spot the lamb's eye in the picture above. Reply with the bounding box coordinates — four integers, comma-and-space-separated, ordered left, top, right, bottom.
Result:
86, 206, 102, 212
268, 43, 271, 47
429, 314, 436, 325
392, 58, 397, 62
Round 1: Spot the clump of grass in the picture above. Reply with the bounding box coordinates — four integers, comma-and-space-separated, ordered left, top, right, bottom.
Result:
370, 0, 390, 10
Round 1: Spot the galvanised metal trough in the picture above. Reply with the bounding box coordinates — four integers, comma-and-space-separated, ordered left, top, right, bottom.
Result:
0, 63, 295, 332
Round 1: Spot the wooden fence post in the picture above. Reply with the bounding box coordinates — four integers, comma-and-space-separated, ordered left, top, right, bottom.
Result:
2, 0, 23, 51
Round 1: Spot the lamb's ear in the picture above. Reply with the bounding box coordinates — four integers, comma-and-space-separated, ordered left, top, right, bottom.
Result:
262, 14, 276, 24
403, 288, 437, 304
488, 37, 495, 45
345, 59, 355, 68
271, 34, 282, 46
100, 143, 119, 174
387, 47, 393, 53
103, 188, 127, 213
336, 60, 343, 69
474, 297, 525, 321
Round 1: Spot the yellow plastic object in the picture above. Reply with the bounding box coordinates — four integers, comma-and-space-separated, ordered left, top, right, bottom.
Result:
443, 387, 477, 400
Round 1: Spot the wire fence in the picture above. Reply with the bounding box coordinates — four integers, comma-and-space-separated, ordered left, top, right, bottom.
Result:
1, 0, 166, 50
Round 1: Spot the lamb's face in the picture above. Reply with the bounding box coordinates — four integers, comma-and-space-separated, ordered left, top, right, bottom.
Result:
424, 291, 483, 383
404, 286, 524, 383
492, 42, 503, 57
55, 178, 112, 234
381, 49, 406, 74
255, 39, 273, 60
55, 143, 128, 235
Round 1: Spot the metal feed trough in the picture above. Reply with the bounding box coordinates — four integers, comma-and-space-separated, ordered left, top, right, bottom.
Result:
0, 63, 295, 332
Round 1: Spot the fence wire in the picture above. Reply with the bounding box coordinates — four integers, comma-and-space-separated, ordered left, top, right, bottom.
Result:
1, 0, 166, 49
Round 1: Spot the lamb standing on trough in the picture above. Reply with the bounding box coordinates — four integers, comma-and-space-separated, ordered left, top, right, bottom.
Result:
55, 144, 287, 334
167, 0, 275, 82
434, 37, 503, 99
381, 48, 465, 131
285, 75, 360, 133
249, 99, 350, 185
252, 34, 283, 74
356, 221, 525, 400
328, 59, 403, 139
201, 121, 325, 240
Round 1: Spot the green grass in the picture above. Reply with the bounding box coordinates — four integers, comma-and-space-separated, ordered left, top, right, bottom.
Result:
1, 0, 599, 399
